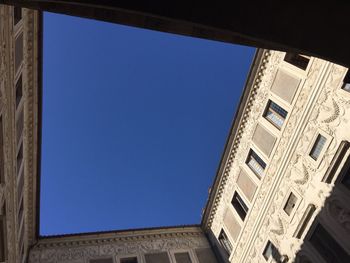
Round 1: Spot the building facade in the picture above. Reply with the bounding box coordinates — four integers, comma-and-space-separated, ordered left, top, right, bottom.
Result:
202, 50, 350, 263
1, 4, 350, 263
0, 5, 41, 263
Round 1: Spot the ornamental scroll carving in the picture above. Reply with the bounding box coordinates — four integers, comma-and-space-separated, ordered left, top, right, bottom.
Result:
246, 63, 349, 263
232, 54, 322, 262
29, 234, 210, 263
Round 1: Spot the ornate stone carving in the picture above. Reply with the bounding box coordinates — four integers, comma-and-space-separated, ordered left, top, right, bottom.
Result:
270, 216, 285, 236
29, 229, 210, 263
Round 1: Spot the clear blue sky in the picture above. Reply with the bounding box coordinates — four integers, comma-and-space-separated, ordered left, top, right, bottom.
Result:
40, 12, 255, 235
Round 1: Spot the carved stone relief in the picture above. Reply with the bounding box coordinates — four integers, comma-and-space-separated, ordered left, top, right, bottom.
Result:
207, 49, 350, 263
29, 231, 211, 263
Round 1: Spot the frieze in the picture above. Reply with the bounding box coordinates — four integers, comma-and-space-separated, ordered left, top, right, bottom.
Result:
23, 7, 39, 247
206, 50, 272, 230
246, 62, 348, 263
29, 230, 210, 263
233, 57, 329, 262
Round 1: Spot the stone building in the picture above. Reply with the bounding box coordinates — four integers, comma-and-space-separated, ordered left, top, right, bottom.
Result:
1, 4, 350, 263
0, 5, 40, 263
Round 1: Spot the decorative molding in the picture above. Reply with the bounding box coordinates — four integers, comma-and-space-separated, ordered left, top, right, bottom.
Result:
29, 228, 210, 263
205, 50, 272, 229
23, 7, 39, 247
1, 5, 18, 263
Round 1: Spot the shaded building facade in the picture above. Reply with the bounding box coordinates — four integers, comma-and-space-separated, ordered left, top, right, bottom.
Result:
0, 4, 350, 263
0, 5, 41, 263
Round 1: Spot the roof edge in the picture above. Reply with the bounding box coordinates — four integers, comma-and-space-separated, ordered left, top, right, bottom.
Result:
200, 48, 267, 228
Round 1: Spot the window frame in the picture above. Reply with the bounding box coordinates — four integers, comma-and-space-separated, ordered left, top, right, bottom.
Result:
261, 239, 278, 262
218, 228, 233, 257
116, 254, 141, 263
307, 130, 332, 168
231, 191, 249, 221
263, 100, 288, 130
13, 6, 23, 29
281, 189, 301, 219
170, 249, 197, 263
309, 134, 327, 161
89, 257, 115, 263
245, 148, 267, 179
14, 30, 24, 77
283, 53, 310, 71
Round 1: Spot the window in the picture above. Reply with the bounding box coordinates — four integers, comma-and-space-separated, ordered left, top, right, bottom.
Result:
246, 150, 266, 178
264, 100, 288, 129
293, 204, 316, 239
341, 70, 350, 92
16, 143, 23, 174
309, 224, 350, 263
16, 75, 23, 107
283, 192, 298, 216
120, 257, 138, 263
18, 197, 24, 227
15, 33, 23, 74
90, 258, 114, 263
231, 192, 249, 221
284, 53, 310, 70
262, 240, 278, 261
144, 252, 171, 263
174, 252, 192, 263
13, 6, 22, 26
16, 108, 24, 147
309, 134, 327, 160
218, 229, 233, 256
17, 168, 24, 206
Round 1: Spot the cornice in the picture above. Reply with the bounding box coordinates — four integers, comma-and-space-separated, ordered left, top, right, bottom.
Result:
202, 49, 271, 229
33, 226, 205, 249
23, 8, 40, 246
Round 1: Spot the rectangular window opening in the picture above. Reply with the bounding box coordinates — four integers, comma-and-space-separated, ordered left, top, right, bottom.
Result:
174, 252, 192, 263
15, 33, 23, 74
16, 75, 23, 107
283, 192, 298, 216
16, 143, 23, 175
231, 192, 249, 221
246, 150, 266, 178
16, 108, 24, 147
218, 229, 233, 256
120, 257, 138, 263
13, 6, 22, 26
294, 204, 316, 239
342, 70, 350, 92
310, 134, 327, 160
264, 100, 288, 130
90, 258, 114, 263
262, 240, 278, 261
284, 53, 310, 70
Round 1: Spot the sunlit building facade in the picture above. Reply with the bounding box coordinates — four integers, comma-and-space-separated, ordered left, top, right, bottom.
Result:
1, 4, 350, 263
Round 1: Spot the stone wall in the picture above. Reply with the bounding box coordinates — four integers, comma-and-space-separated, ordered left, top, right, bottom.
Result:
29, 227, 218, 263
